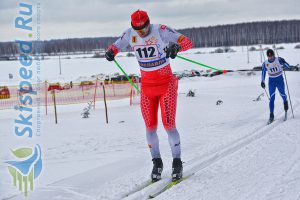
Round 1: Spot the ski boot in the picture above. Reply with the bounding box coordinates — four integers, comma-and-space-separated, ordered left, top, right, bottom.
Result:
172, 158, 183, 182
151, 158, 163, 182
268, 113, 274, 124
284, 101, 289, 111
284, 101, 288, 121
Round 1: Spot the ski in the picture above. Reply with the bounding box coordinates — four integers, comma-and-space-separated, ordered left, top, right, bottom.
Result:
148, 173, 194, 199
267, 118, 274, 125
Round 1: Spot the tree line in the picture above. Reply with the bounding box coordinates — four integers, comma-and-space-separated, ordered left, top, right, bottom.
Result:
0, 20, 300, 56
178, 20, 300, 47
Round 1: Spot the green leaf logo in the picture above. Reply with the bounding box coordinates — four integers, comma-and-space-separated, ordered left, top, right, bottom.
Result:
6, 145, 42, 197
10, 148, 33, 158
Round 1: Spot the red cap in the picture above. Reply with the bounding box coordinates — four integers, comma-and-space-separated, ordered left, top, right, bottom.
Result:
131, 10, 149, 30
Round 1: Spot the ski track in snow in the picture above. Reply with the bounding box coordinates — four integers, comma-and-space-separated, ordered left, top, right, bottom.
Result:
153, 106, 300, 200
124, 99, 300, 200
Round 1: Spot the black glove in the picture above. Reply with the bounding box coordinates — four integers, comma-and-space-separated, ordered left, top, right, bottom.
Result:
261, 82, 265, 89
105, 49, 115, 61
165, 43, 181, 59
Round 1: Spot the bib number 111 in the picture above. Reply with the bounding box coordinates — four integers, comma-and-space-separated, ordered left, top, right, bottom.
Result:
270, 66, 279, 73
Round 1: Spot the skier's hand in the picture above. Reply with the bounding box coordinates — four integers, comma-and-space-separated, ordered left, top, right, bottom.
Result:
166, 43, 181, 59
105, 49, 115, 62
261, 82, 265, 89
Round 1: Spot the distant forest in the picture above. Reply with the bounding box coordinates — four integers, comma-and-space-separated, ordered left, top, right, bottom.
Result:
0, 20, 300, 56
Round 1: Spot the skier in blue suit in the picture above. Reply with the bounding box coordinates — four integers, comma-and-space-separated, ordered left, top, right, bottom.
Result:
261, 49, 289, 123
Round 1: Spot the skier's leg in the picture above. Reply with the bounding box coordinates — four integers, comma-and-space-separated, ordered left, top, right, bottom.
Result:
141, 91, 163, 182
146, 129, 161, 158
160, 78, 181, 158
160, 77, 178, 131
166, 128, 181, 158
146, 126, 164, 182
276, 75, 288, 103
140, 91, 160, 158
268, 78, 276, 114
160, 78, 182, 180
146, 128, 163, 182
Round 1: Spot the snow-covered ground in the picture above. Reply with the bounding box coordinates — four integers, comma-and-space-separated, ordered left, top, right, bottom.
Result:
0, 44, 300, 200
1, 70, 300, 200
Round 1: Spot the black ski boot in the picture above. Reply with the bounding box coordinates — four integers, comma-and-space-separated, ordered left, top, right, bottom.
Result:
284, 101, 289, 111
151, 158, 163, 182
268, 113, 274, 124
172, 158, 183, 182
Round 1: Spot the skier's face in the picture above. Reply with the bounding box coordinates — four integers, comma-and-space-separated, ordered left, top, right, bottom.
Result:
135, 24, 150, 38
267, 54, 274, 60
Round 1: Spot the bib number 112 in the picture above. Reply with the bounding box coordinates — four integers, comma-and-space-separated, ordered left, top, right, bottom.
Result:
136, 47, 156, 58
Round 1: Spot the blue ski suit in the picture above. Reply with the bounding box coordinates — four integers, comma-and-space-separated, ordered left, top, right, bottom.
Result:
261, 57, 289, 113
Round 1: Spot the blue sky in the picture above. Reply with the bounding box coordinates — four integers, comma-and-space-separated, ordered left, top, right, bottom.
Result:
1, 0, 300, 41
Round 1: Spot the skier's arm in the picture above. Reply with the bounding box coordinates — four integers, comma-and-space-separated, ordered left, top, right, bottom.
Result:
177, 35, 193, 51
105, 29, 131, 61
278, 57, 290, 69
159, 25, 193, 52
261, 62, 267, 83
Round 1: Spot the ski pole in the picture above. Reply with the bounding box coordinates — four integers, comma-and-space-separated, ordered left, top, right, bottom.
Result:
274, 44, 295, 118
113, 59, 140, 94
283, 70, 295, 118
274, 44, 279, 57
176, 55, 227, 74
264, 88, 270, 100
261, 45, 266, 60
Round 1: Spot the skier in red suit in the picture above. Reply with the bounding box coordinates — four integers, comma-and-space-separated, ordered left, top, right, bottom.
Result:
105, 10, 193, 182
